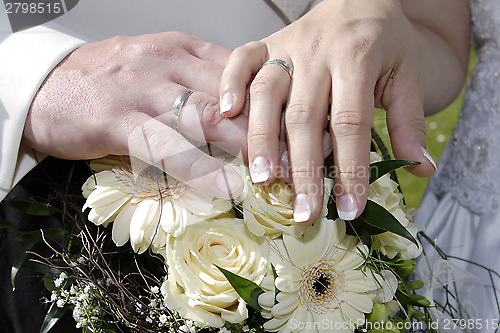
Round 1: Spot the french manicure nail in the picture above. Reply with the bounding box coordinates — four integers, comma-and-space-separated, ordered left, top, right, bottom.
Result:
216, 169, 243, 198
251, 156, 271, 183
220, 92, 234, 114
421, 147, 437, 171
294, 193, 311, 223
337, 194, 358, 221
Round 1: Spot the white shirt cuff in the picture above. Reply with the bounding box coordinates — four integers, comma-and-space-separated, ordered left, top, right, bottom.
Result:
0, 25, 85, 201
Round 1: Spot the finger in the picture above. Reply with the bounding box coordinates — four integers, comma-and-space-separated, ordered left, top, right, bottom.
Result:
322, 130, 332, 158
219, 41, 268, 116
148, 86, 248, 158
384, 60, 437, 177
285, 66, 331, 223
279, 130, 331, 183
164, 31, 231, 67
167, 53, 225, 98
247, 57, 292, 184
119, 112, 244, 199
330, 70, 375, 221
279, 144, 290, 182
189, 37, 231, 68
177, 91, 249, 158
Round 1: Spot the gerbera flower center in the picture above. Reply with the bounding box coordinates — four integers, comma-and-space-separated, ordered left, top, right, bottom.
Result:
298, 261, 345, 314
114, 165, 186, 200
312, 273, 331, 295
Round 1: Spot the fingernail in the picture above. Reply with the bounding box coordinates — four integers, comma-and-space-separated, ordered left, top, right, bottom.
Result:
216, 169, 243, 197
294, 193, 311, 223
421, 147, 437, 171
220, 92, 234, 114
251, 156, 271, 183
337, 194, 358, 221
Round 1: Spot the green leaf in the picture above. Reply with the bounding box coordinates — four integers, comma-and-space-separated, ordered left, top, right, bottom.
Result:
271, 263, 279, 303
23, 261, 61, 277
11, 238, 39, 290
395, 290, 431, 307
216, 265, 263, 311
393, 260, 416, 277
327, 198, 339, 220
398, 279, 424, 291
12, 229, 64, 290
7, 200, 59, 216
40, 302, 68, 333
369, 160, 420, 184
412, 310, 426, 321
350, 200, 418, 246
0, 217, 16, 230
44, 276, 57, 293
371, 128, 392, 162
346, 219, 386, 237
231, 200, 244, 220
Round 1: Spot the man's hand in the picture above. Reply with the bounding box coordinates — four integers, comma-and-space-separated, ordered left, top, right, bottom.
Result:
24, 32, 248, 199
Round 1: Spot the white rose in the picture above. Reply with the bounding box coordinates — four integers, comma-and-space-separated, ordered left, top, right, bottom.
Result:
242, 172, 334, 238
368, 152, 424, 259
161, 217, 269, 328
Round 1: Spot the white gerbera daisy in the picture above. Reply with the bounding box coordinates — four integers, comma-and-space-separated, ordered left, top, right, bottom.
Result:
82, 156, 232, 254
261, 218, 378, 333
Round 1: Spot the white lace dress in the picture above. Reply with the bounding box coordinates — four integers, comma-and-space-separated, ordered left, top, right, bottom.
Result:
415, 0, 500, 327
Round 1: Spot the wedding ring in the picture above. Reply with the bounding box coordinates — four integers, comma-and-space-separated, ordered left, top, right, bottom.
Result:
261, 59, 293, 79
172, 88, 194, 133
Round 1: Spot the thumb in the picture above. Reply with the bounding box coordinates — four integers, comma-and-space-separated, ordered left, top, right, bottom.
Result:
176, 91, 248, 158
122, 112, 244, 199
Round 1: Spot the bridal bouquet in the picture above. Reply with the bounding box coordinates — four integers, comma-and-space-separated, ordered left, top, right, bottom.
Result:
29, 134, 436, 333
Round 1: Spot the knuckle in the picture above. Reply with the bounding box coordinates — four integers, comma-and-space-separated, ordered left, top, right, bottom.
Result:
239, 41, 263, 56
107, 35, 127, 51
230, 41, 266, 66
403, 117, 427, 138
409, 117, 427, 135
231, 41, 260, 61
146, 131, 164, 153
337, 27, 379, 61
307, 33, 324, 57
124, 39, 181, 60
165, 31, 189, 40
198, 98, 222, 127
349, 36, 374, 59
290, 167, 323, 195
330, 110, 369, 133
231, 45, 250, 59
250, 74, 276, 96
247, 127, 272, 142
188, 155, 208, 180
337, 168, 359, 184
290, 167, 316, 180
285, 102, 315, 127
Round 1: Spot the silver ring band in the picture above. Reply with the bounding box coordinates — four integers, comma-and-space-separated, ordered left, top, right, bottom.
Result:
172, 89, 194, 133
261, 59, 293, 79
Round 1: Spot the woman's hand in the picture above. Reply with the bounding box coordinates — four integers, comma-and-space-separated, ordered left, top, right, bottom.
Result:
219, 0, 469, 222
24, 32, 247, 199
